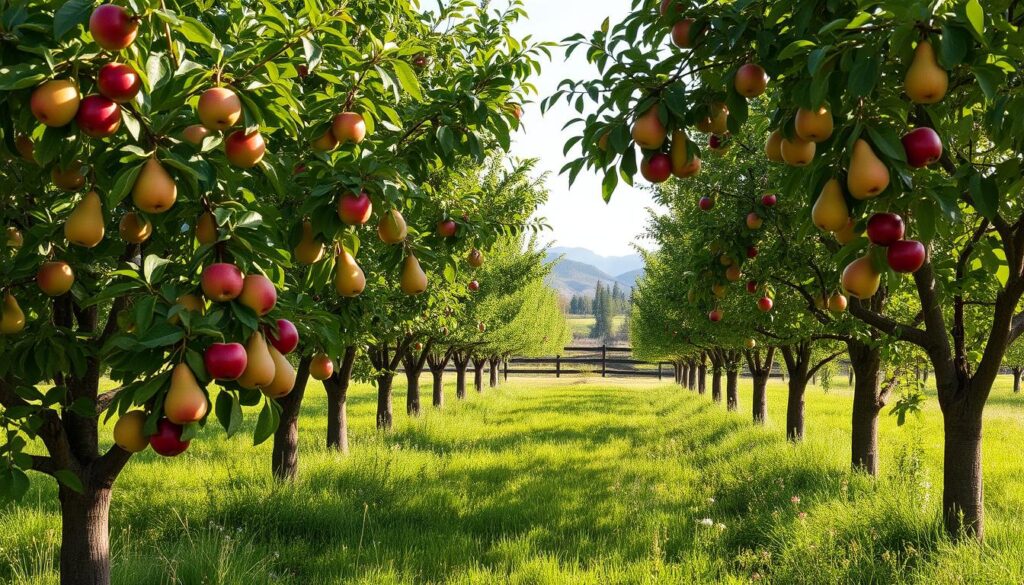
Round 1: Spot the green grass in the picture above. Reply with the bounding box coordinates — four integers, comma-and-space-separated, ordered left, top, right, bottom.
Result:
567, 314, 626, 338
3, 374, 1024, 583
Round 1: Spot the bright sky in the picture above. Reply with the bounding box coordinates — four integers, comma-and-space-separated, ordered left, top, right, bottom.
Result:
507, 0, 661, 257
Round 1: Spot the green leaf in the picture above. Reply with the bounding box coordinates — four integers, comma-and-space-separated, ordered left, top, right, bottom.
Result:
601, 168, 618, 202
53, 0, 93, 41
106, 163, 144, 208
252, 399, 279, 445
143, 255, 171, 284
175, 17, 222, 50
964, 0, 984, 38
391, 60, 423, 101
0, 63, 46, 91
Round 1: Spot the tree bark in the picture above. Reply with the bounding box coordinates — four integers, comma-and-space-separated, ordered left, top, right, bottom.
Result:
59, 485, 112, 585
688, 362, 697, 389
848, 340, 883, 476
752, 372, 769, 424
376, 374, 394, 430
1014, 367, 1021, 393
698, 359, 706, 394
943, 413, 984, 539
785, 377, 806, 441
726, 369, 739, 411
272, 356, 312, 481
455, 366, 467, 399
405, 367, 421, 416
325, 346, 357, 453
711, 365, 722, 403
431, 369, 444, 407
488, 356, 500, 387
472, 357, 485, 393
679, 363, 688, 387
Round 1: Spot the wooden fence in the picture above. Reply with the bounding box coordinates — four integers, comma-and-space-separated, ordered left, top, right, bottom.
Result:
504, 345, 671, 379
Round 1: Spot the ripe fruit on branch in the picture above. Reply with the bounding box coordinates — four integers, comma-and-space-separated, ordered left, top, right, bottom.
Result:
31, 80, 80, 127
65, 191, 105, 248
866, 213, 905, 246
712, 283, 726, 298
632, 107, 666, 150
337, 191, 373, 225
335, 249, 366, 297
746, 212, 763, 230
841, 255, 881, 299
696, 103, 728, 135
38, 261, 75, 297
89, 5, 138, 51
902, 128, 943, 168
780, 136, 815, 166
904, 40, 948, 104
437, 219, 458, 238
332, 112, 366, 144
746, 338, 757, 349
726, 265, 742, 282
378, 209, 408, 244
97, 63, 141, 103
640, 153, 672, 183
746, 246, 758, 259
149, 419, 189, 457
182, 124, 210, 146
238, 333, 275, 390
828, 293, 848, 314
201, 263, 244, 302
698, 196, 714, 211
312, 131, 338, 152
708, 134, 728, 152
268, 319, 299, 355
169, 294, 204, 325
76, 95, 121, 138
795, 107, 833, 142
50, 162, 85, 192
734, 63, 768, 98
467, 248, 485, 268
15, 135, 34, 163
708, 309, 723, 322
0, 293, 26, 335
671, 19, 698, 48
196, 211, 218, 245
811, 179, 849, 232
401, 254, 428, 295
113, 411, 148, 453
847, 139, 889, 199
225, 130, 265, 168
239, 274, 277, 316
757, 297, 773, 312
294, 221, 325, 265
670, 131, 698, 178
746, 280, 757, 294
887, 240, 926, 273
761, 193, 777, 207
468, 280, 480, 292
165, 363, 208, 425
764, 130, 784, 162
834, 218, 860, 245
263, 346, 296, 398
6, 227, 23, 248
310, 354, 334, 381
197, 87, 242, 131
132, 158, 177, 214
204, 343, 248, 381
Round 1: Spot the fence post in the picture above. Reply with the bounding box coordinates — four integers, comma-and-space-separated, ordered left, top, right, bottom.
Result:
504, 358, 508, 381
556, 355, 561, 378
602, 345, 607, 378
658, 362, 662, 381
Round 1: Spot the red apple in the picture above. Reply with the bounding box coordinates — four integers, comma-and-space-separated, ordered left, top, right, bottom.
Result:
437, 219, 458, 238
866, 213, 905, 246
757, 297, 774, 312
761, 193, 777, 207
671, 18, 696, 48
468, 280, 480, 292
238, 274, 277, 316
746, 246, 758, 258
708, 309, 723, 322
734, 63, 769, 98
337, 191, 372, 225
204, 342, 248, 381
96, 63, 141, 103
902, 127, 943, 168
746, 280, 758, 294
37, 261, 75, 297
267, 319, 299, 354
699, 196, 714, 211
224, 130, 266, 168
89, 5, 138, 51
149, 419, 189, 457
640, 153, 672, 183
746, 212, 763, 230
887, 240, 926, 273
76, 95, 121, 138
201, 263, 244, 302
297, 64, 309, 78
709, 134, 728, 151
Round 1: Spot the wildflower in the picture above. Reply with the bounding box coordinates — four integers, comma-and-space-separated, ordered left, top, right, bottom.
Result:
708, 497, 716, 504
798, 512, 807, 519
699, 518, 713, 526
715, 523, 726, 531
791, 496, 801, 504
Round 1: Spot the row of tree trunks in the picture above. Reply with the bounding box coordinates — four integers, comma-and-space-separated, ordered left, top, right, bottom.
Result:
744, 347, 776, 425
271, 357, 313, 481
489, 356, 501, 387
325, 347, 357, 454
453, 351, 470, 399
725, 369, 739, 412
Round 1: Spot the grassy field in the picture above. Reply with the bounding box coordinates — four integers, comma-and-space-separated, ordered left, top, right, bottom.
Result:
567, 314, 627, 338
3, 374, 1024, 584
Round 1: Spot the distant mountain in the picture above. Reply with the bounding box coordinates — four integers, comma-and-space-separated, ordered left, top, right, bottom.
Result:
545, 258, 633, 299
546, 246, 644, 276
615, 268, 644, 288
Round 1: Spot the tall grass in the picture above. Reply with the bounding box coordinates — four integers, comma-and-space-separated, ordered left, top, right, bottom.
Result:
2, 374, 1023, 583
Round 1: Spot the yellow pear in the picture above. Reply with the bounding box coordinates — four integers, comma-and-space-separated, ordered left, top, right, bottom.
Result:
263, 346, 296, 399
169, 293, 205, 325
834, 218, 860, 245
334, 249, 366, 297
6, 226, 23, 248
812, 179, 850, 232
64, 191, 104, 248
164, 363, 208, 425
238, 332, 276, 390
847, 139, 890, 200
377, 209, 408, 244
294, 220, 325, 265
119, 212, 152, 244
781, 137, 815, 166
112, 411, 149, 453
196, 212, 218, 245
400, 254, 428, 295
631, 107, 667, 150
132, 158, 177, 214
904, 40, 948, 104
669, 131, 689, 174
794, 107, 833, 142
842, 255, 881, 300
0, 293, 26, 335
764, 130, 784, 162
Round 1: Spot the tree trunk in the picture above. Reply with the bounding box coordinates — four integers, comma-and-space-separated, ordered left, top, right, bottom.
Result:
1014, 367, 1021, 393
679, 363, 688, 387
325, 347, 356, 453
473, 358, 484, 393
59, 485, 112, 585
489, 356, 500, 387
711, 365, 722, 403
698, 361, 706, 394
943, 413, 984, 539
786, 376, 807, 441
272, 357, 312, 481
405, 367, 421, 416
726, 369, 739, 411
752, 372, 769, 424
688, 363, 697, 389
849, 341, 883, 475
377, 374, 394, 430
848, 367, 854, 386
456, 365, 467, 399
431, 368, 445, 407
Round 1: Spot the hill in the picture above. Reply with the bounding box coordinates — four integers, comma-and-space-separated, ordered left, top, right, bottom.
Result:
615, 268, 644, 288
546, 246, 644, 276
544, 259, 629, 298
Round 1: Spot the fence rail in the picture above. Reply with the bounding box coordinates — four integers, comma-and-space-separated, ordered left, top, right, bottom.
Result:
503, 345, 671, 379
